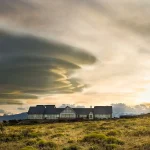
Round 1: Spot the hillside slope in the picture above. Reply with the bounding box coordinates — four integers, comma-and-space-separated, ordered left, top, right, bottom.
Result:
0, 116, 150, 150
0, 113, 27, 122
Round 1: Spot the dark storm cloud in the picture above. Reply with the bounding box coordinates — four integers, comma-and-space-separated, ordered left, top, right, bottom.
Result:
0, 31, 96, 64
0, 30, 96, 101
0, 94, 37, 99
0, 99, 22, 105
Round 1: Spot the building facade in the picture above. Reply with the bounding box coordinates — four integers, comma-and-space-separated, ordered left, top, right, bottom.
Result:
28, 105, 112, 120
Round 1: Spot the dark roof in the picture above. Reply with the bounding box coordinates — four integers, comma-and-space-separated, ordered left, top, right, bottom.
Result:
28, 106, 45, 114
28, 107, 36, 114
73, 108, 93, 115
45, 108, 64, 114
45, 105, 55, 108
36, 105, 45, 108
94, 106, 112, 114
56, 108, 65, 114
28, 105, 112, 115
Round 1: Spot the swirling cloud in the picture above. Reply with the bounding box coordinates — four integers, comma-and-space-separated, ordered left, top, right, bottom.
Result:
0, 99, 22, 105
1, 0, 150, 109
0, 30, 96, 103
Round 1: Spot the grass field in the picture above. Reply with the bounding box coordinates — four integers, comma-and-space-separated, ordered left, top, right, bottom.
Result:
0, 116, 150, 150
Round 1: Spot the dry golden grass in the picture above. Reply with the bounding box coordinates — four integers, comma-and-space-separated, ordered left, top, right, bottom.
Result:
0, 116, 150, 150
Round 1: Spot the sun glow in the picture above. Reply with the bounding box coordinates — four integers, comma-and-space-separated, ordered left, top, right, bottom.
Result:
136, 88, 150, 104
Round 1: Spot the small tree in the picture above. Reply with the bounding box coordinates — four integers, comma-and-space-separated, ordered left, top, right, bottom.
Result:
0, 123, 5, 134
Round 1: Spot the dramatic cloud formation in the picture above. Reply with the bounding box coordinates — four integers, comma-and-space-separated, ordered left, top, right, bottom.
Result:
0, 30, 96, 105
0, 99, 22, 105
0, 0, 150, 113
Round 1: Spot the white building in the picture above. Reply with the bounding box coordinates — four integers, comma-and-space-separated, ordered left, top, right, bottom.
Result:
28, 105, 112, 120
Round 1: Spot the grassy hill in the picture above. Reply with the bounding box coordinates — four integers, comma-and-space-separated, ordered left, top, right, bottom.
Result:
0, 116, 150, 150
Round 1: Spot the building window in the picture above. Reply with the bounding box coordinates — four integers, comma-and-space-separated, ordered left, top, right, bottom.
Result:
89, 115, 93, 118
60, 114, 75, 118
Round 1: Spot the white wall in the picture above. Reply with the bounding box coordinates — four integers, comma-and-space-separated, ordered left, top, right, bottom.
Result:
28, 113, 112, 119
95, 114, 111, 119
44, 114, 59, 119
28, 114, 43, 119
60, 107, 76, 118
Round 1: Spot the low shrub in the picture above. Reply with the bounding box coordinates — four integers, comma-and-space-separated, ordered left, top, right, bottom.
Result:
21, 129, 31, 136
38, 140, 57, 149
82, 133, 107, 144
0, 133, 23, 142
21, 146, 37, 150
89, 145, 100, 150
133, 128, 150, 136
107, 130, 119, 136
0, 123, 5, 134
105, 144, 117, 150
25, 139, 37, 146
135, 143, 150, 150
63, 145, 81, 150
68, 140, 74, 143
8, 120, 19, 125
99, 126, 110, 130
21, 129, 41, 138
29, 132, 40, 138
82, 133, 124, 149
2, 120, 7, 123
51, 133, 64, 138
106, 137, 124, 145
85, 124, 99, 131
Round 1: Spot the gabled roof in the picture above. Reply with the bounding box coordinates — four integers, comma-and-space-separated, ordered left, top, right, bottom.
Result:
61, 106, 76, 114
73, 108, 93, 115
28, 107, 36, 114
28, 105, 113, 115
94, 106, 112, 114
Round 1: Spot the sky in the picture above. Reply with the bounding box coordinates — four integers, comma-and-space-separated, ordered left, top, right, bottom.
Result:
0, 0, 150, 115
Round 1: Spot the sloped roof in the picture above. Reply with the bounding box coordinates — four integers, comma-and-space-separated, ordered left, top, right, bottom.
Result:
28, 105, 112, 115
45, 105, 55, 108
28, 106, 45, 114
28, 107, 36, 114
44, 108, 64, 114
94, 106, 112, 114
73, 108, 93, 115
44, 108, 56, 114
60, 106, 76, 114
56, 108, 65, 114
36, 105, 45, 108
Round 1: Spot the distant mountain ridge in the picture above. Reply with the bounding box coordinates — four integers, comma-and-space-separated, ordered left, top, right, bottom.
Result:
0, 112, 27, 122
